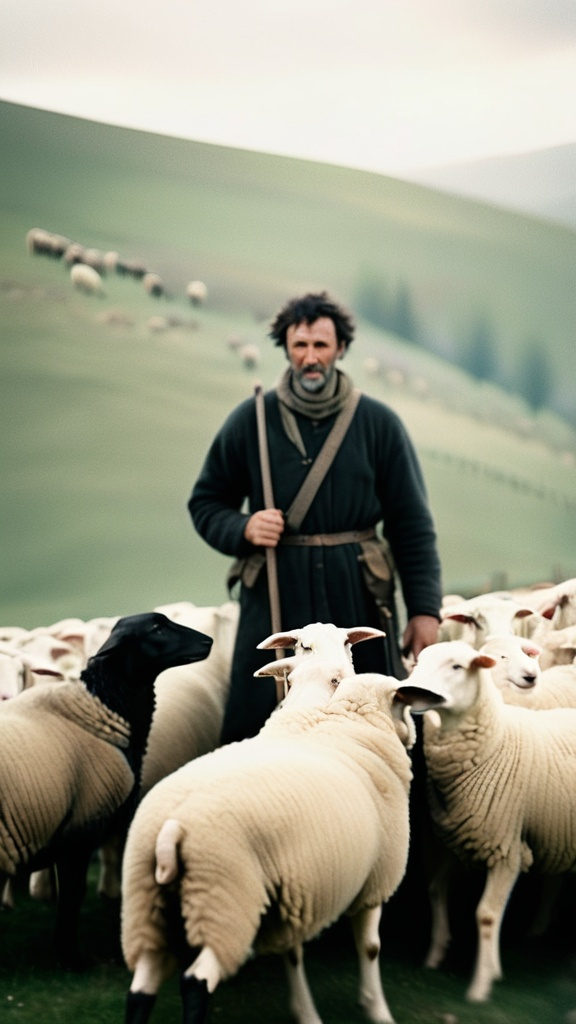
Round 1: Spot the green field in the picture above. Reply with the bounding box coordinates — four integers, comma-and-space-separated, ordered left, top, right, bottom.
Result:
1, 100, 576, 628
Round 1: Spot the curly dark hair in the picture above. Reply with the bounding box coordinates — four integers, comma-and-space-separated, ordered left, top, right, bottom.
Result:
268, 291, 355, 349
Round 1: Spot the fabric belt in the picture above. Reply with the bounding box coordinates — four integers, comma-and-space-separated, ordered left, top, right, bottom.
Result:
280, 527, 376, 547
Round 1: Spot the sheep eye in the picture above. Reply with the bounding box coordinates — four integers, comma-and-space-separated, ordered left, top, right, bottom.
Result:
300, 644, 312, 652
451, 663, 462, 671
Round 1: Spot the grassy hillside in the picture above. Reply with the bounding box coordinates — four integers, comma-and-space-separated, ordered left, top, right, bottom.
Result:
1, 101, 576, 627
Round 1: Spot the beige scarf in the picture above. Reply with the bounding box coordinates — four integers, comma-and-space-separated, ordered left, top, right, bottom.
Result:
275, 367, 354, 460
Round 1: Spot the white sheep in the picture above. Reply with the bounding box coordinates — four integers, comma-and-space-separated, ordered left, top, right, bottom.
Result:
70, 262, 105, 296
536, 624, 576, 669
438, 593, 535, 647
0, 612, 212, 968
478, 634, 541, 696
121, 660, 418, 1024
143, 273, 164, 298
478, 634, 576, 710
238, 342, 261, 369
186, 280, 207, 306
399, 639, 576, 1002
0, 642, 37, 701
508, 578, 576, 625
63, 241, 86, 266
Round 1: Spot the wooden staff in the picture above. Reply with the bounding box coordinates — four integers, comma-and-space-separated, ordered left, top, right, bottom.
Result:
254, 383, 285, 701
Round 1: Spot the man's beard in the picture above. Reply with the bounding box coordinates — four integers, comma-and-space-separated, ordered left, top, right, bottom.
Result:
296, 362, 335, 393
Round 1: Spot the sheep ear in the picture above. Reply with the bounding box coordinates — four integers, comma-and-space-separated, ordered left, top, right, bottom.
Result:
393, 685, 448, 713
254, 657, 293, 678
257, 632, 300, 650
442, 612, 480, 626
345, 627, 386, 645
471, 654, 497, 670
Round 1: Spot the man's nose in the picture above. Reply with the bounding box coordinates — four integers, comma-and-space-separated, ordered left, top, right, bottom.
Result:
303, 345, 318, 364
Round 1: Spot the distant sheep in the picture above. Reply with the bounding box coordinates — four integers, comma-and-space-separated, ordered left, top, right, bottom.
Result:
103, 251, 120, 273
63, 242, 86, 266
238, 342, 260, 369
26, 228, 70, 258
186, 280, 207, 306
82, 248, 105, 273
70, 263, 105, 296
143, 273, 164, 298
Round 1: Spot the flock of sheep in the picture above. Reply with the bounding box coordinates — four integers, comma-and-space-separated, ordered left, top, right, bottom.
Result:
26, 226, 208, 307
2, 578, 576, 1023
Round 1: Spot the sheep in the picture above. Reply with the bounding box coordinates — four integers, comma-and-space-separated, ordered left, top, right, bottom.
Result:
508, 578, 576, 625
147, 314, 169, 333
418, 633, 540, 967
484, 636, 576, 710
121, 660, 418, 1024
438, 593, 535, 647
238, 342, 261, 369
63, 242, 86, 266
70, 262, 105, 296
0, 611, 212, 969
479, 634, 541, 697
143, 273, 164, 298
537, 624, 576, 669
82, 247, 105, 272
97, 615, 381, 898
26, 228, 70, 258
117, 257, 148, 279
0, 642, 37, 700
397, 639, 576, 1002
103, 250, 120, 273
421, 636, 576, 969
186, 280, 207, 306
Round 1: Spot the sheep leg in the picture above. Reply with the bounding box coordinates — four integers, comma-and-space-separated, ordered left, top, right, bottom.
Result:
467, 859, 519, 1003
283, 944, 323, 1024
423, 850, 453, 969
53, 844, 93, 969
528, 874, 563, 937
125, 991, 157, 1024
1, 875, 15, 910
351, 905, 396, 1024
180, 973, 211, 1024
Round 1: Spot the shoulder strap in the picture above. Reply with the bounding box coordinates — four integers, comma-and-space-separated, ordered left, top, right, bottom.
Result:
285, 388, 361, 531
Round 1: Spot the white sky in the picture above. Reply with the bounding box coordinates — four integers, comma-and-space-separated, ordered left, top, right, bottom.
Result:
1, 0, 576, 175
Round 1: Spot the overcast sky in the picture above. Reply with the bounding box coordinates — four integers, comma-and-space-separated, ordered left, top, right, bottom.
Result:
2, 0, 575, 176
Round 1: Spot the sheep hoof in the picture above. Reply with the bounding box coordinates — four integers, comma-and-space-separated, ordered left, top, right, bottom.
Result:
125, 991, 157, 1024
180, 974, 210, 1024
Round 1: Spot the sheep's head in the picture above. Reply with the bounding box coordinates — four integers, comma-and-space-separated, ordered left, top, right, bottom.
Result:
402, 640, 497, 717
257, 621, 385, 666
255, 654, 346, 709
480, 635, 541, 691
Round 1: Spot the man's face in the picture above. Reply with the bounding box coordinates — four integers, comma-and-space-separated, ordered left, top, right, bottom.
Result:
285, 317, 346, 393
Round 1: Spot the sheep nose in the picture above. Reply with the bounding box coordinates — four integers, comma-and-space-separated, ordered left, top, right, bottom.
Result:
522, 673, 538, 687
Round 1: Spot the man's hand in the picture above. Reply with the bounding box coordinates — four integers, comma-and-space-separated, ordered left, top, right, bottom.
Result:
402, 614, 439, 661
244, 509, 285, 548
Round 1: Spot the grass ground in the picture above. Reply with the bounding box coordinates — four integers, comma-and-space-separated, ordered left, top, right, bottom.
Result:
2, 863, 576, 1024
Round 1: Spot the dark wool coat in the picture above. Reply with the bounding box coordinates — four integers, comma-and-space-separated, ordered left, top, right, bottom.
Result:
189, 388, 442, 742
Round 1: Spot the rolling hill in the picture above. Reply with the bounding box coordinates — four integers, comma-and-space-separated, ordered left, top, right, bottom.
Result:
407, 142, 576, 229
1, 100, 575, 627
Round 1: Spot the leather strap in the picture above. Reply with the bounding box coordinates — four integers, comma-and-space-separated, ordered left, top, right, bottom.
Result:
285, 388, 361, 531
280, 527, 376, 547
